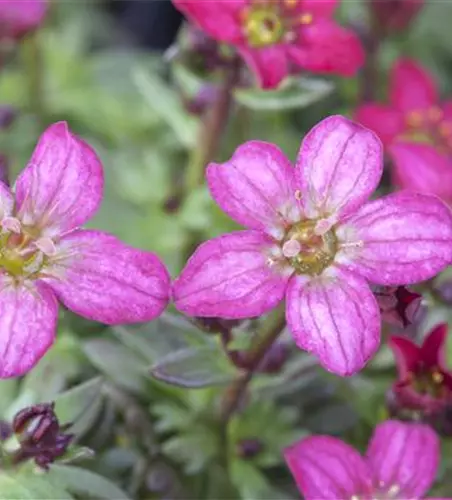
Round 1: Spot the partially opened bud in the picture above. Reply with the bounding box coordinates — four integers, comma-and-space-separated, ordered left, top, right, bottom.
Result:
370, 0, 424, 32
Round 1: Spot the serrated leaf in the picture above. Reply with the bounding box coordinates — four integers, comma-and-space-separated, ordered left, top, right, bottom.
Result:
149, 345, 236, 388
53, 377, 104, 438
234, 76, 334, 111
48, 465, 131, 500
83, 339, 147, 393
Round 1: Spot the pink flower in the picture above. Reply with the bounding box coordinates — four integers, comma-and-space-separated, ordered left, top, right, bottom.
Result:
284, 419, 444, 499
0, 122, 170, 378
0, 1, 47, 41
172, 115, 452, 376
356, 59, 452, 205
172, 0, 364, 89
389, 324, 452, 414
375, 286, 422, 328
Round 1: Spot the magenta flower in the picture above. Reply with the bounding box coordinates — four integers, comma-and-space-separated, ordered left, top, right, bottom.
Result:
389, 324, 452, 413
375, 286, 422, 328
356, 59, 452, 205
0, 122, 170, 378
173, 115, 452, 376
370, 0, 424, 32
0, 1, 47, 41
284, 420, 443, 499
172, 0, 365, 89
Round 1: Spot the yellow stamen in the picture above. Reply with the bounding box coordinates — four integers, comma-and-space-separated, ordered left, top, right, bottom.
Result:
299, 12, 313, 24
284, 0, 298, 7
432, 371, 444, 384
406, 111, 423, 128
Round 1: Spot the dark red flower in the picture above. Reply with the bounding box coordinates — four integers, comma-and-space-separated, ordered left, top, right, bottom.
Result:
370, 0, 424, 32
12, 402, 74, 470
389, 324, 452, 414
375, 286, 422, 328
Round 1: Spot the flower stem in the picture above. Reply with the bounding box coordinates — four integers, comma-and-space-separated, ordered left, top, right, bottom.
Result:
360, 17, 382, 102
184, 58, 241, 192
220, 309, 286, 425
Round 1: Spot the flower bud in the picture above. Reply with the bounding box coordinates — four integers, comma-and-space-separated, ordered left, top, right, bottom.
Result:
370, 0, 424, 32
236, 438, 263, 459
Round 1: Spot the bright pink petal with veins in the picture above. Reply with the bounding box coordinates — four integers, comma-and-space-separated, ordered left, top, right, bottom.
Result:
355, 104, 404, 146
238, 46, 289, 90
14, 122, 104, 238
289, 20, 365, 77
284, 435, 373, 499
366, 420, 440, 498
285, 267, 380, 376
389, 141, 452, 204
173, 0, 244, 43
207, 141, 298, 237
295, 115, 383, 221
173, 231, 289, 318
390, 59, 438, 112
42, 230, 170, 324
336, 191, 452, 285
0, 281, 58, 378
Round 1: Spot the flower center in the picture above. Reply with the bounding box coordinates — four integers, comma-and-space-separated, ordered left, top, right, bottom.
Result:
410, 366, 447, 398
243, 8, 284, 47
0, 230, 45, 280
282, 220, 338, 275
401, 107, 452, 155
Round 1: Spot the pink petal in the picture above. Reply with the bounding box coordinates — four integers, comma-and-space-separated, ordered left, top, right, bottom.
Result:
390, 59, 438, 112
355, 104, 404, 146
0, 181, 13, 220
0, 281, 58, 378
14, 122, 104, 238
389, 141, 452, 205
173, 231, 289, 318
442, 100, 452, 121
41, 230, 170, 324
336, 191, 452, 285
366, 420, 440, 498
388, 335, 421, 378
288, 19, 365, 77
295, 115, 383, 221
238, 46, 289, 90
0, 0, 47, 39
285, 267, 380, 376
299, 0, 338, 17
284, 435, 373, 499
173, 0, 244, 43
206, 141, 298, 237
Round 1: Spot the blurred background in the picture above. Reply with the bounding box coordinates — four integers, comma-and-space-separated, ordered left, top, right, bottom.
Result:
1, 1, 452, 499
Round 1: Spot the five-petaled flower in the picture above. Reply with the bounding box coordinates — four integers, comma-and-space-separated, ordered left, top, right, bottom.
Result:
284, 419, 443, 499
0, 0, 47, 41
172, 115, 452, 376
389, 324, 452, 414
172, 0, 365, 89
0, 122, 170, 378
356, 59, 452, 205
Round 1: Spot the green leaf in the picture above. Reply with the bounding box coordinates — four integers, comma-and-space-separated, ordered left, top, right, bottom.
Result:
0, 467, 72, 500
53, 377, 104, 437
149, 345, 236, 388
83, 339, 148, 393
48, 465, 131, 500
134, 67, 198, 148
233, 76, 334, 111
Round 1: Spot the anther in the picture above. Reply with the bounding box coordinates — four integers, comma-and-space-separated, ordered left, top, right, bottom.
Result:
1, 217, 21, 234
282, 239, 301, 258
299, 13, 313, 24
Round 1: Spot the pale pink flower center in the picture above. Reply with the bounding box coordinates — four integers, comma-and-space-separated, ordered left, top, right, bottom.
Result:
279, 219, 338, 275
240, 0, 313, 48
